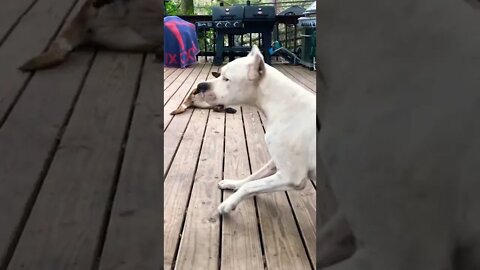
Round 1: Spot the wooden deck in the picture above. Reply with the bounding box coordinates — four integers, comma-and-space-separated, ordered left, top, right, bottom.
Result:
164, 62, 317, 270
0, 1, 163, 269
0, 0, 315, 269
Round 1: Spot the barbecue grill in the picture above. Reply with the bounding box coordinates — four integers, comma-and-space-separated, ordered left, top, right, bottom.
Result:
297, 1, 316, 70
196, 1, 276, 66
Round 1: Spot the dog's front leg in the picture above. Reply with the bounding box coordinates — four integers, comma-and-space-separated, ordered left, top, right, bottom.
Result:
218, 159, 276, 191
218, 171, 304, 214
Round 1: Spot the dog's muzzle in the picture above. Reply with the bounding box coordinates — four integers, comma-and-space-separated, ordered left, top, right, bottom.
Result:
197, 82, 210, 93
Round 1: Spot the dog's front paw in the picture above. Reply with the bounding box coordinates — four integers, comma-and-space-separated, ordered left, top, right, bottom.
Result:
217, 200, 236, 214
218, 179, 242, 190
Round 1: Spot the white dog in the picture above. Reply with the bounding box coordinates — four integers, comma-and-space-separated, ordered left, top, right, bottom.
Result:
197, 45, 316, 214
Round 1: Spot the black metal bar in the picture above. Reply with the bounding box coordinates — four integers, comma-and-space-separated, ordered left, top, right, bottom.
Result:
276, 23, 279, 60
204, 29, 208, 62
285, 23, 288, 49
294, 24, 297, 53
228, 34, 235, 62
213, 30, 216, 59
276, 23, 279, 42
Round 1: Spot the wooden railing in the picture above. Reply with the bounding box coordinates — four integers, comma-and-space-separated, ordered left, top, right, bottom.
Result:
179, 15, 303, 62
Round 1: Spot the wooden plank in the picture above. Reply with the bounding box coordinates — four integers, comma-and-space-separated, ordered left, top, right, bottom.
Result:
164, 64, 202, 105
164, 68, 187, 91
292, 66, 316, 85
0, 0, 36, 43
0, 0, 80, 121
221, 106, 264, 270
0, 0, 94, 264
174, 71, 224, 270
163, 64, 212, 176
7, 52, 143, 270
286, 66, 316, 92
164, 67, 176, 80
286, 185, 317, 265
275, 65, 315, 93
163, 109, 209, 270
0, 51, 93, 268
242, 106, 313, 270
97, 56, 162, 270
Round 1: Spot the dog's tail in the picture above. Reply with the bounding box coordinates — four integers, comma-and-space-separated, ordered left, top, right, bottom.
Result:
170, 103, 190, 115
170, 93, 194, 115
19, 42, 71, 72
19, 1, 94, 71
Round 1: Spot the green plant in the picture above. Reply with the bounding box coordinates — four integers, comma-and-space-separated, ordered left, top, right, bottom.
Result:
166, 0, 196, 15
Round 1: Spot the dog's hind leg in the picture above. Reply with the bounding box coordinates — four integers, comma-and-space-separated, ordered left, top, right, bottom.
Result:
19, 1, 95, 71
218, 159, 276, 191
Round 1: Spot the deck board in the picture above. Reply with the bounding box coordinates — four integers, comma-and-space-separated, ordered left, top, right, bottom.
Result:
173, 70, 225, 269
163, 108, 210, 269
7, 52, 143, 270
97, 54, 163, 270
0, 0, 80, 121
221, 106, 265, 270
0, 51, 92, 266
0, 1, 317, 267
0, 0, 36, 44
164, 62, 317, 270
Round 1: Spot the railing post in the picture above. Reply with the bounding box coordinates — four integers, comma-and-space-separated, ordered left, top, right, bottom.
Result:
204, 29, 208, 62
285, 24, 288, 50
294, 24, 297, 54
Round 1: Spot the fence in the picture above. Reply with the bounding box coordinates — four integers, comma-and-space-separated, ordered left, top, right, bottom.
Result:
179, 15, 303, 62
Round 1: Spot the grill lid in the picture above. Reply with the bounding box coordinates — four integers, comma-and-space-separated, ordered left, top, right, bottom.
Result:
244, 5, 275, 21
212, 5, 244, 21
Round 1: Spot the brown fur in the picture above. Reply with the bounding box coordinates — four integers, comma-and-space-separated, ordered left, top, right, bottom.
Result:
170, 72, 237, 115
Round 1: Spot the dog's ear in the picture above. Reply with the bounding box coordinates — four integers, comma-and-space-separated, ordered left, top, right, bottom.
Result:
212, 71, 221, 78
248, 51, 265, 81
248, 45, 262, 57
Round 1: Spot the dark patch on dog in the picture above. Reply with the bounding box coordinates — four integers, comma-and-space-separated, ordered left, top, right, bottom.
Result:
213, 105, 224, 112
225, 107, 237, 114
213, 105, 236, 114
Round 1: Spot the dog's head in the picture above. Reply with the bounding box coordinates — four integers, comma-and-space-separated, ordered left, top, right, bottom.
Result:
196, 45, 266, 106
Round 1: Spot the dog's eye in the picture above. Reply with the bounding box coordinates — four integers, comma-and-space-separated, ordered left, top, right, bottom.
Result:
223, 77, 229, 82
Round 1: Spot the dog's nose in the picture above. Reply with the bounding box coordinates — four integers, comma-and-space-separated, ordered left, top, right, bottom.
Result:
197, 82, 210, 93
